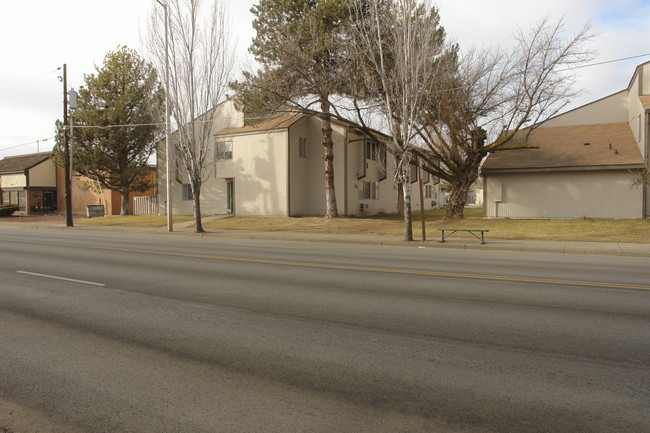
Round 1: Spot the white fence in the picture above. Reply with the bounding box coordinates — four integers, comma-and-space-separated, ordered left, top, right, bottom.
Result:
133, 196, 158, 215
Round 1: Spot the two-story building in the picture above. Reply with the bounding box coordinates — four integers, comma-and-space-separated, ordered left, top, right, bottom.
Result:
157, 100, 441, 217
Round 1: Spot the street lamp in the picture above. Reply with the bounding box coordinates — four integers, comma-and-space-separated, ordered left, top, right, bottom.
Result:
155, 0, 173, 232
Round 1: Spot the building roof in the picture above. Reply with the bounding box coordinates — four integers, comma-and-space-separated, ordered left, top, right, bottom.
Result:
482, 123, 644, 172
215, 114, 304, 136
0, 152, 52, 175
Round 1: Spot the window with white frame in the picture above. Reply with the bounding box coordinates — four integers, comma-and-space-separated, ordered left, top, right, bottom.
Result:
425, 185, 434, 199
359, 181, 380, 200
299, 137, 307, 158
181, 184, 193, 201
215, 139, 233, 161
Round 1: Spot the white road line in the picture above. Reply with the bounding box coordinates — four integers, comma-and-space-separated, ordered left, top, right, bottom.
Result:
16, 271, 106, 287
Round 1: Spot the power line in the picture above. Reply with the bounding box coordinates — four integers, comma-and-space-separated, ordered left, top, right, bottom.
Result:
560, 53, 650, 71
0, 67, 62, 96
0, 136, 56, 152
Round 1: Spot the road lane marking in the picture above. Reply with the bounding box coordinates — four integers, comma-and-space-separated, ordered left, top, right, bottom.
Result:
3, 237, 650, 291
16, 271, 106, 287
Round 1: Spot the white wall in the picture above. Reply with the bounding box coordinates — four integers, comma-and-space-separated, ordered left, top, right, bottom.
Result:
157, 99, 244, 216
542, 92, 628, 128
640, 62, 650, 95
628, 74, 646, 156
485, 170, 643, 219
288, 117, 310, 216
231, 130, 289, 216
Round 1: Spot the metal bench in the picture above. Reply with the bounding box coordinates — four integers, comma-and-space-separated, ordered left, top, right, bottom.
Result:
438, 228, 489, 244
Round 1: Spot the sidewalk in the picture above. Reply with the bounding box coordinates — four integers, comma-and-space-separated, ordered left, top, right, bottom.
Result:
2, 214, 649, 258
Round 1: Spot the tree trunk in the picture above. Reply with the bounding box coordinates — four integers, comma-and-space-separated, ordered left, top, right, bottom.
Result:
445, 186, 469, 220
402, 168, 413, 241
444, 155, 482, 220
320, 99, 337, 218
191, 180, 204, 233
397, 181, 404, 217
120, 186, 130, 215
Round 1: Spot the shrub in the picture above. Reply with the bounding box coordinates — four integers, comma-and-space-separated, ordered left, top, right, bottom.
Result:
0, 204, 19, 217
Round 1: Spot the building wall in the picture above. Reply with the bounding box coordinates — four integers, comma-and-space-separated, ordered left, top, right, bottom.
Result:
640, 62, 650, 95
1, 173, 26, 188
541, 91, 628, 128
628, 74, 646, 157
484, 170, 643, 219
288, 117, 310, 216
344, 132, 395, 216
303, 116, 332, 216
56, 167, 156, 216
157, 99, 244, 216
159, 101, 443, 218
232, 130, 289, 216
28, 159, 56, 187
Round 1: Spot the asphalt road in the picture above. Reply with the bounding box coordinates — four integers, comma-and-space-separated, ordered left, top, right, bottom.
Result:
0, 227, 649, 433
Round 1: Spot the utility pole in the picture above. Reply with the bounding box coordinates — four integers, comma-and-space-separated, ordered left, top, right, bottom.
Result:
155, 0, 173, 232
62, 64, 73, 227
417, 157, 426, 241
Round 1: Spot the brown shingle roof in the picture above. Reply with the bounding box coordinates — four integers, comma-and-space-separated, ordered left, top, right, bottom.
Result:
0, 152, 52, 174
215, 114, 304, 136
482, 123, 644, 172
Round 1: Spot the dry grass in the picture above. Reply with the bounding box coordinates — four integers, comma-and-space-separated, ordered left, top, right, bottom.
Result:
203, 208, 650, 243
71, 208, 650, 243
76, 215, 194, 227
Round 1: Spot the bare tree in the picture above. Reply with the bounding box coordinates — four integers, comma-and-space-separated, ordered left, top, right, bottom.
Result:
350, 0, 451, 240
418, 17, 595, 219
148, 0, 235, 232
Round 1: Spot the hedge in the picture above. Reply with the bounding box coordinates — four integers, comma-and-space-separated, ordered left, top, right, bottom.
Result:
0, 204, 19, 217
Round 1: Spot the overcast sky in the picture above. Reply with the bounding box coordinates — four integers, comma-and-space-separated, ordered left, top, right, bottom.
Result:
1, 0, 649, 158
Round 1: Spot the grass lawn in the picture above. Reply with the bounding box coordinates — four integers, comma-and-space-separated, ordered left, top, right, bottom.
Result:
203, 207, 650, 243
75, 208, 650, 243
76, 215, 194, 227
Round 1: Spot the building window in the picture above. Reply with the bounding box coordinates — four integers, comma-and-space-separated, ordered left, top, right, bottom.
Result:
299, 137, 307, 158
215, 140, 233, 161
181, 184, 193, 201
365, 141, 380, 161
425, 185, 434, 198
359, 181, 380, 200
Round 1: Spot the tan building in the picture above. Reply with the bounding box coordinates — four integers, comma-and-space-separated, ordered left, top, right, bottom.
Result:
0, 152, 57, 214
56, 167, 156, 216
482, 62, 650, 219
0, 151, 155, 216
157, 100, 441, 217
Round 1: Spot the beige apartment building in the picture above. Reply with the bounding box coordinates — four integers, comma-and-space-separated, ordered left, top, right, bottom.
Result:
157, 100, 442, 217
482, 62, 650, 219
